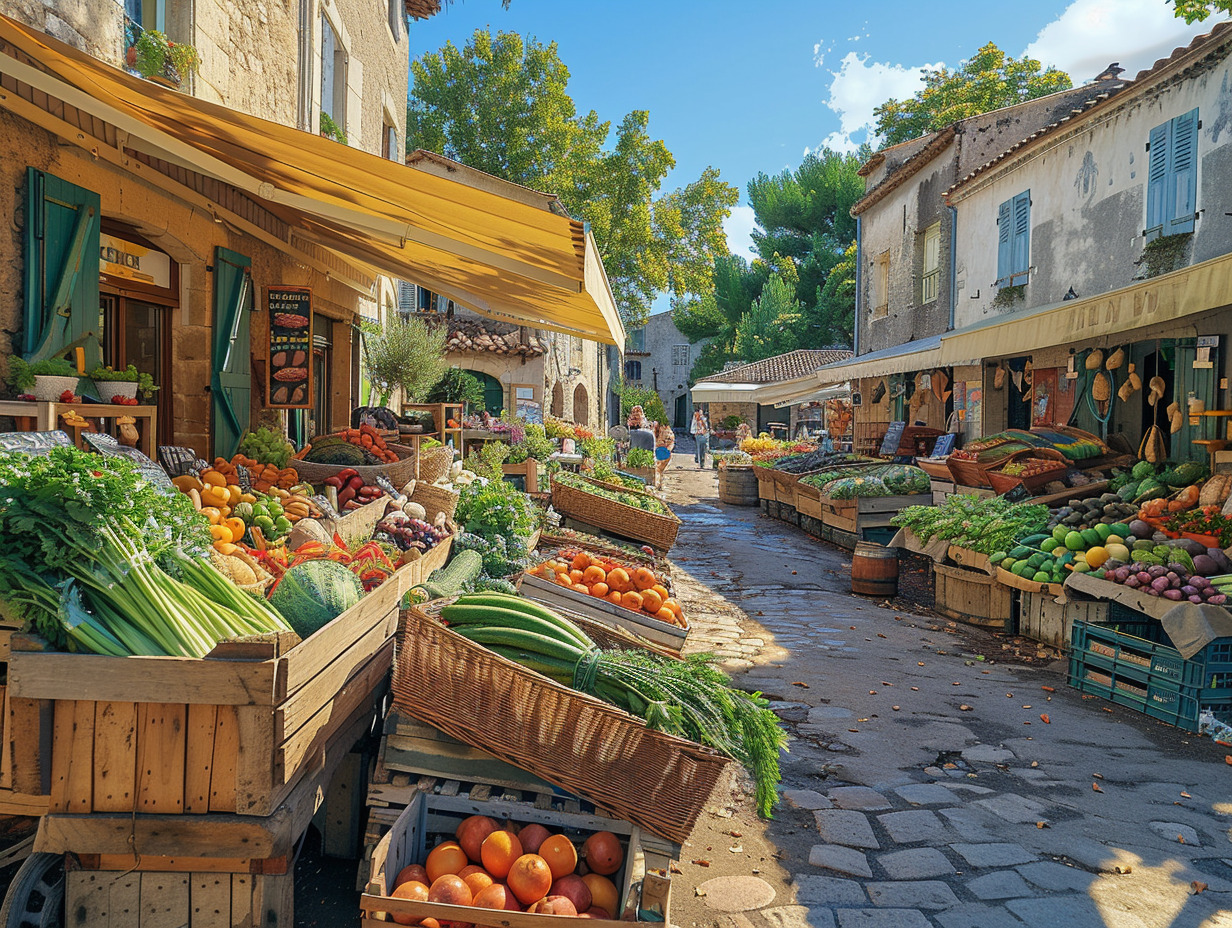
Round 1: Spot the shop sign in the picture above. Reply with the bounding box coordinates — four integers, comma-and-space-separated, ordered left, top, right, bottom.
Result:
267, 287, 313, 408
100, 233, 171, 289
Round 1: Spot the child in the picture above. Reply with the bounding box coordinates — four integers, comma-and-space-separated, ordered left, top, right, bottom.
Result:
654, 422, 675, 489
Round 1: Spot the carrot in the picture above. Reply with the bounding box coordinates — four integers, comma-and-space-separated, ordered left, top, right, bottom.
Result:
293, 443, 311, 460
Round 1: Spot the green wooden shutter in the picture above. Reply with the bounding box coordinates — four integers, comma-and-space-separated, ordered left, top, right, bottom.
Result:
996, 198, 1012, 284
1011, 191, 1031, 284
211, 247, 253, 460
22, 168, 102, 365
1167, 108, 1198, 235
1145, 121, 1170, 239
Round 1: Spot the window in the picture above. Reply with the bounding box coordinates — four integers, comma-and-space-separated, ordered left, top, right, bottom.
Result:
871, 251, 890, 318
125, 0, 163, 30
672, 344, 690, 366
920, 222, 941, 304
382, 122, 400, 161
627, 327, 646, 352
625, 360, 643, 381
1146, 108, 1199, 240
996, 190, 1031, 287
387, 0, 404, 41
320, 14, 346, 131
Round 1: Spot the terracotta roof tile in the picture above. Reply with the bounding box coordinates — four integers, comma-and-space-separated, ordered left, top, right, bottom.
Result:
699, 348, 853, 385
418, 314, 547, 357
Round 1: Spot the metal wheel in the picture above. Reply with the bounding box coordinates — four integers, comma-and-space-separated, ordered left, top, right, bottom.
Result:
0, 853, 64, 928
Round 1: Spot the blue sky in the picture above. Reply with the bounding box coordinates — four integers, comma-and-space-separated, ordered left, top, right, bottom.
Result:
408, 0, 1220, 308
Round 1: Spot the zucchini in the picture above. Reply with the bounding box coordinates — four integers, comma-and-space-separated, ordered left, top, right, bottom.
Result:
454, 593, 592, 647
1020, 534, 1050, 547
452, 626, 588, 663
426, 549, 484, 595
440, 604, 589, 648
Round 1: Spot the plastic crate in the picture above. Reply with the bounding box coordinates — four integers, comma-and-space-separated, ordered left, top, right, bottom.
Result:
1069, 618, 1232, 731
861, 525, 899, 546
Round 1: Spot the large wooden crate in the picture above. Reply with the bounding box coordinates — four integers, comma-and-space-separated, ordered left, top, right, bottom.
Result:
934, 563, 1013, 629
820, 494, 930, 534
7, 575, 402, 819
45, 699, 377, 928
755, 467, 776, 501
360, 767, 676, 925
0, 622, 49, 818
518, 572, 687, 652
1019, 592, 1108, 650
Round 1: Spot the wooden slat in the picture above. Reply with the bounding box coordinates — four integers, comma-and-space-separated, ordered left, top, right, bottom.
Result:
93, 701, 137, 813
136, 704, 186, 814
231, 873, 254, 925
82, 854, 286, 874
467, 783, 491, 802
190, 872, 232, 927
140, 872, 191, 928
0, 791, 49, 816
66, 871, 141, 926
8, 650, 278, 705
49, 700, 86, 813
0, 685, 9, 791
208, 706, 239, 813
439, 780, 460, 797
184, 704, 218, 813
36, 808, 290, 858
65, 700, 95, 813
251, 872, 294, 926
360, 894, 630, 927
234, 705, 275, 816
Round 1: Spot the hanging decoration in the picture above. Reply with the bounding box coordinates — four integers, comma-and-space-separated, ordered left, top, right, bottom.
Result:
1085, 348, 1105, 370
1105, 346, 1125, 371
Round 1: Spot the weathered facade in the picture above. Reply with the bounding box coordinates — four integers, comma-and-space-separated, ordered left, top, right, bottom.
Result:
621, 312, 709, 427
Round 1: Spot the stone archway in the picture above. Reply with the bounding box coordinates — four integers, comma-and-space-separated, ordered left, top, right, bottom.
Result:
551, 381, 564, 417
573, 384, 589, 425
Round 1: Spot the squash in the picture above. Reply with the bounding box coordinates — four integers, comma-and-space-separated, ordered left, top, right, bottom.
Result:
1200, 473, 1232, 507
269, 560, 363, 638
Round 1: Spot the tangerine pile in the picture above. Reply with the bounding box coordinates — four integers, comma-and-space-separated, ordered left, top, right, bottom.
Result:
531, 550, 686, 628
388, 814, 625, 924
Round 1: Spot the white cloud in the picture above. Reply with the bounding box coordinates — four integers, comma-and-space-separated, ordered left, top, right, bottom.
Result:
817, 51, 943, 152
723, 205, 758, 258
1024, 0, 1217, 82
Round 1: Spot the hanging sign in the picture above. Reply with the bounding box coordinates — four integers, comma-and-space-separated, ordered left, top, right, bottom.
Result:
267, 287, 313, 408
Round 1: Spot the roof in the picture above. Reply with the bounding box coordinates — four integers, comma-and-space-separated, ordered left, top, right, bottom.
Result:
698, 348, 853, 385
947, 21, 1232, 200
434, 316, 547, 358
851, 128, 957, 217
404, 0, 441, 20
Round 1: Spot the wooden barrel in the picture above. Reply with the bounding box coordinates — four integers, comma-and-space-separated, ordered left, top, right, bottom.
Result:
852, 541, 899, 596
719, 467, 759, 506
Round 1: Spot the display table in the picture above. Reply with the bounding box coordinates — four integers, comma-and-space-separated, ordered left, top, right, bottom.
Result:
0, 400, 156, 458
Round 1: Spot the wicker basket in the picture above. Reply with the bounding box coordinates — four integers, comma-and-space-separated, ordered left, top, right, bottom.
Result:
293, 442, 420, 489
410, 483, 459, 522
985, 449, 1068, 496
416, 446, 454, 485
915, 456, 953, 481
550, 478, 680, 552
392, 604, 729, 843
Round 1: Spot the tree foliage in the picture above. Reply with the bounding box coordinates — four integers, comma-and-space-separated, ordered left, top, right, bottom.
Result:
616, 381, 668, 425
1169, 0, 1232, 21
733, 275, 803, 362
361, 317, 447, 406
874, 43, 1072, 148
407, 31, 738, 327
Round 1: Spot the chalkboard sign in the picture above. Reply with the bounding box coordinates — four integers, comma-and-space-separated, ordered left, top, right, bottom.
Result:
931, 433, 957, 458
878, 420, 906, 457
267, 287, 313, 409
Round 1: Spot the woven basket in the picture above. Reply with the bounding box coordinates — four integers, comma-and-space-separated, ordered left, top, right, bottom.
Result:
417, 446, 454, 485
915, 456, 953, 481
392, 604, 729, 843
293, 442, 420, 489
550, 480, 680, 552
986, 449, 1068, 495
410, 483, 459, 523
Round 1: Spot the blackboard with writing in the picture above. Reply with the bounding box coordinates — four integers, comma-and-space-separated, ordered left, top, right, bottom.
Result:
878, 420, 906, 457
267, 287, 313, 409
931, 433, 957, 458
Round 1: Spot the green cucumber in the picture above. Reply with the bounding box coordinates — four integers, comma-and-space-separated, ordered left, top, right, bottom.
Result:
452, 626, 587, 663
454, 593, 593, 647
441, 604, 590, 648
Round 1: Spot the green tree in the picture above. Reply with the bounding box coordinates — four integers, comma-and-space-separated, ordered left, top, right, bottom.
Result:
361, 317, 447, 406
733, 274, 803, 362
1169, 0, 1231, 20
426, 368, 485, 410
616, 381, 668, 425
811, 242, 858, 348
874, 43, 1072, 148
407, 30, 738, 327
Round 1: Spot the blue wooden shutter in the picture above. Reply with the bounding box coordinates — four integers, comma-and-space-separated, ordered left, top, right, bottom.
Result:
996, 198, 1012, 283
1167, 108, 1198, 234
22, 168, 102, 365
211, 247, 253, 460
1145, 121, 1170, 237
1011, 191, 1031, 283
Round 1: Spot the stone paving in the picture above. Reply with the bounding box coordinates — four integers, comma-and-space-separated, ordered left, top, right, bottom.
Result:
657, 454, 1232, 928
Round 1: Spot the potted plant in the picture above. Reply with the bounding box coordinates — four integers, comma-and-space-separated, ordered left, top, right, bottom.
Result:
6, 358, 80, 401
88, 364, 158, 402
320, 112, 348, 145
129, 30, 200, 86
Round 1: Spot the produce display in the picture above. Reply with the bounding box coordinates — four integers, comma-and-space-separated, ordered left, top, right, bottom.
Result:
386, 814, 628, 920
300, 425, 401, 466
624, 447, 656, 469
322, 467, 389, 511
172, 471, 322, 550
552, 471, 671, 516
1163, 506, 1232, 547
804, 462, 930, 498
892, 495, 1052, 555
374, 511, 450, 555
998, 458, 1066, 479
269, 559, 364, 637
237, 426, 296, 469
250, 535, 399, 595
770, 449, 864, 474
1099, 560, 1228, 604
0, 447, 291, 656
712, 450, 752, 468
437, 593, 786, 815
528, 550, 686, 628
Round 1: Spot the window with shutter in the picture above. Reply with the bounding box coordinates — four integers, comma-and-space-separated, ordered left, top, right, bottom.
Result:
920, 222, 941, 304
996, 198, 1013, 284
211, 247, 253, 460
995, 191, 1031, 287
1145, 109, 1199, 240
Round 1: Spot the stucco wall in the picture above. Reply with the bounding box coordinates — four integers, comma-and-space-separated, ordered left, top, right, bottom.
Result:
544, 330, 604, 427
445, 350, 546, 416
951, 52, 1232, 330
192, 0, 299, 124
625, 313, 706, 427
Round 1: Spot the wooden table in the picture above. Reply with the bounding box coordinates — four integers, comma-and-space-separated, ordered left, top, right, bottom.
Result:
0, 401, 157, 458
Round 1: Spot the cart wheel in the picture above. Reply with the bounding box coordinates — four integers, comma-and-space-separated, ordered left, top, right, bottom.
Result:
0, 853, 64, 928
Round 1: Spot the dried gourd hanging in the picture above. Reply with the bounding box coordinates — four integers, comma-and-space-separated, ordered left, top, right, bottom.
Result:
1139, 425, 1166, 463
1167, 401, 1184, 434
993, 364, 1007, 389
1085, 348, 1105, 370
1105, 347, 1125, 371
1127, 363, 1142, 392
1091, 370, 1112, 416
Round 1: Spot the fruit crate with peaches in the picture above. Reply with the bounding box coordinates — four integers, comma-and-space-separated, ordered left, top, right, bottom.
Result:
360, 772, 675, 925
517, 549, 688, 652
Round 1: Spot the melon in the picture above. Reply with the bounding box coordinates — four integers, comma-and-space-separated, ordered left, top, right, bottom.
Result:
268, 560, 363, 638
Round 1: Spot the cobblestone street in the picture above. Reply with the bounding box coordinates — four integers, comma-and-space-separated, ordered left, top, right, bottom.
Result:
661, 454, 1232, 928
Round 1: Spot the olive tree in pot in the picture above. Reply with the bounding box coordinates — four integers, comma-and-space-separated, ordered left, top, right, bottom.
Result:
361, 316, 447, 409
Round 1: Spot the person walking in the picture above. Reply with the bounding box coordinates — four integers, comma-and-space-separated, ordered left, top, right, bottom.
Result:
653, 422, 675, 489
690, 408, 710, 469
627, 405, 656, 453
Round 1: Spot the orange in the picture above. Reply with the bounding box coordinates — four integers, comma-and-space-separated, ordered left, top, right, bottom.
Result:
389, 880, 429, 925
569, 569, 585, 584
582, 873, 619, 917
656, 606, 677, 623
582, 565, 607, 585
640, 589, 663, 614
425, 841, 467, 883
622, 591, 644, 611
556, 572, 574, 587
463, 869, 495, 896
651, 584, 669, 601
480, 829, 523, 879
394, 864, 429, 887
606, 568, 630, 592
663, 598, 683, 619
538, 834, 578, 880
570, 552, 591, 571
589, 582, 609, 599
456, 814, 498, 862
632, 567, 656, 591
607, 591, 622, 606
507, 854, 553, 906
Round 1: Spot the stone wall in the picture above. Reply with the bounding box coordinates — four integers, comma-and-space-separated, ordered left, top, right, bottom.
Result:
6, 0, 125, 65
192, 0, 299, 124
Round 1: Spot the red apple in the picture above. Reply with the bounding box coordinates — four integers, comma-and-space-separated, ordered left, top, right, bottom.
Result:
528, 895, 578, 916
549, 874, 592, 913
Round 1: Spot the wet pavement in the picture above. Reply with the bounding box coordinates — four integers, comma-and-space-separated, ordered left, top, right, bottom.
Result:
660, 453, 1232, 928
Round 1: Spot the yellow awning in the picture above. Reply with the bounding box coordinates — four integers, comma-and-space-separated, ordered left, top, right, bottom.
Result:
938, 251, 1232, 365
0, 15, 624, 345
814, 337, 945, 387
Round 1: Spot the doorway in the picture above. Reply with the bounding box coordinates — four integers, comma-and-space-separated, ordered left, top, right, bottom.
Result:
99, 293, 172, 440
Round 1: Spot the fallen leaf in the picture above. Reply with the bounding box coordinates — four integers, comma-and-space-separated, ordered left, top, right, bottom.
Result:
1226, 755, 1232, 766
1102, 707, 1113, 713
877, 633, 887, 638
1181, 791, 1191, 799
1115, 865, 1132, 874
1215, 739, 1232, 747
669, 863, 683, 874
1041, 685, 1056, 693
959, 705, 974, 711
1030, 761, 1039, 768
952, 682, 961, 686
869, 690, 877, 695
850, 626, 857, 630
1036, 821, 1050, 829
848, 728, 860, 733
692, 859, 711, 868
918, 662, 926, 666
1022, 705, 1033, 709
982, 670, 991, 674
892, 705, 900, 711
694, 888, 707, 897
1193, 881, 1208, 895
1177, 835, 1185, 844
1006, 693, 1014, 698
881, 681, 893, 686
911, 686, 920, 691
791, 570, 797, 575
728, 831, 743, 837
1092, 772, 1103, 779
857, 718, 868, 722
729, 845, 744, 853
1092, 782, 1104, 792
791, 682, 810, 688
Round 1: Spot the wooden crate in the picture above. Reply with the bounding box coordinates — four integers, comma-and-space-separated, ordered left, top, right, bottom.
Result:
797, 491, 826, 521
0, 622, 50, 819
360, 769, 676, 925
7, 576, 402, 819
518, 573, 687, 652
820, 494, 929, 534
934, 563, 1013, 629
392, 533, 454, 590
1019, 592, 1108, 650
755, 468, 776, 501
502, 458, 540, 493
947, 545, 992, 575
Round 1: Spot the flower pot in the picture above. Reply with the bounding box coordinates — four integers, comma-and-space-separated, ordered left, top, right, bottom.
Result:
95, 381, 139, 402
31, 375, 80, 401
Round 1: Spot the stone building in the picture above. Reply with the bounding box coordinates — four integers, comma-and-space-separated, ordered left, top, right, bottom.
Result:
618, 312, 709, 427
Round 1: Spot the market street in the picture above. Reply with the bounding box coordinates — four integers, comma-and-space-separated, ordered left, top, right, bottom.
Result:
660, 452, 1232, 928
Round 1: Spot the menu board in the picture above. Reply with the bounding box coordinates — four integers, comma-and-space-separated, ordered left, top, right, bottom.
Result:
878, 420, 906, 457
267, 287, 313, 409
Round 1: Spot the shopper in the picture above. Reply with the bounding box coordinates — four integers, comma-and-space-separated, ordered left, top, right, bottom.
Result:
690, 408, 710, 469
628, 405, 655, 452
654, 422, 675, 489
735, 421, 752, 444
